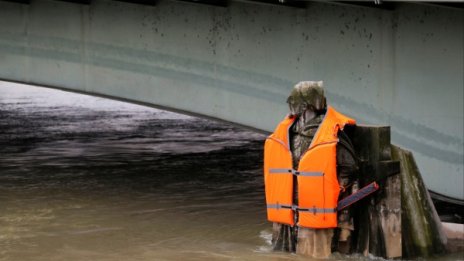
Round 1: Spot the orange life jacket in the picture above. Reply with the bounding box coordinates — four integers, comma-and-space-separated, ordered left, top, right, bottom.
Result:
264, 106, 356, 228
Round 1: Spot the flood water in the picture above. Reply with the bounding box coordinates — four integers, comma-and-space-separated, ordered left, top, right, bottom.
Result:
0, 82, 462, 261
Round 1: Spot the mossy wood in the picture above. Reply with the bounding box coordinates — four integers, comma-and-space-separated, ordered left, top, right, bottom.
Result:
391, 145, 447, 258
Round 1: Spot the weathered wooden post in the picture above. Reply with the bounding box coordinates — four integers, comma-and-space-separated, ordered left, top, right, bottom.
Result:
391, 145, 447, 258
349, 125, 447, 258
349, 125, 401, 258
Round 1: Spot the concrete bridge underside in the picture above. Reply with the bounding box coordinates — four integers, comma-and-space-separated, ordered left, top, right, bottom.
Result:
0, 0, 462, 200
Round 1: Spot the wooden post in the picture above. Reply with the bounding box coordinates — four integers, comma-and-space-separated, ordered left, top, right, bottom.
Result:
391, 145, 447, 258
349, 125, 401, 258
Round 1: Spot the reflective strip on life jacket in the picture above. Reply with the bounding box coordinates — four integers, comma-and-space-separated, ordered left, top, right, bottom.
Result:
298, 207, 337, 213
269, 168, 324, 177
299, 171, 324, 177
269, 168, 293, 174
266, 204, 294, 210
267, 205, 337, 213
